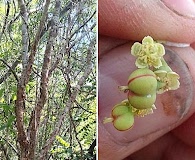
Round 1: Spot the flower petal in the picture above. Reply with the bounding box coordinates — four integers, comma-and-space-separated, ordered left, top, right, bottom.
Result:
167, 72, 180, 79
169, 79, 180, 90
156, 43, 165, 56
158, 64, 172, 72
142, 36, 154, 44
167, 72, 180, 90
152, 58, 162, 68
131, 42, 142, 56
135, 59, 148, 68
154, 70, 167, 79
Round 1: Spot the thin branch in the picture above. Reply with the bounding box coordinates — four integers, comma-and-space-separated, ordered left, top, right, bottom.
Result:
39, 0, 81, 38
88, 139, 96, 157
69, 10, 96, 41
24, 0, 50, 85
59, 0, 80, 17
48, 53, 62, 77
7, 13, 20, 45
69, 111, 83, 159
69, 22, 96, 52
0, 144, 9, 160
0, 1, 10, 42
73, 100, 95, 114
0, 136, 19, 157
0, 57, 20, 83
18, 0, 29, 68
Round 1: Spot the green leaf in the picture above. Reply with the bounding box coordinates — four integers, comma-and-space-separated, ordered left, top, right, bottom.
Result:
7, 115, 15, 127
0, 88, 4, 97
56, 136, 70, 148
0, 125, 7, 131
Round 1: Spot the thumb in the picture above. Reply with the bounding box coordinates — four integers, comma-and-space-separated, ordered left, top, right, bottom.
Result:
98, 43, 195, 160
99, 0, 195, 43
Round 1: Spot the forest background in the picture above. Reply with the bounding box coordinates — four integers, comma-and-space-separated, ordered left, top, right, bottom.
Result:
0, 0, 96, 159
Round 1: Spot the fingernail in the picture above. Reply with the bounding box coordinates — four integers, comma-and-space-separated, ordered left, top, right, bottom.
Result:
160, 49, 193, 119
164, 41, 190, 47
162, 0, 195, 18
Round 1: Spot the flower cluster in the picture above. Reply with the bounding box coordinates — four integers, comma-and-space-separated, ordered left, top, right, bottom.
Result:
155, 70, 180, 94
131, 36, 165, 68
104, 36, 180, 131
131, 36, 180, 94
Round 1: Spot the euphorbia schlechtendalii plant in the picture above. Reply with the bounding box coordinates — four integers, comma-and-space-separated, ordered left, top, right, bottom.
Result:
103, 36, 180, 131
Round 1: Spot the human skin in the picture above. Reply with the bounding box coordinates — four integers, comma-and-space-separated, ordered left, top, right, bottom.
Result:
98, 0, 195, 160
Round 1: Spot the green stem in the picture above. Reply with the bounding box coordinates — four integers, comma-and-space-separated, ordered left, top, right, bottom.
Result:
118, 86, 129, 92
160, 58, 172, 72
103, 117, 114, 124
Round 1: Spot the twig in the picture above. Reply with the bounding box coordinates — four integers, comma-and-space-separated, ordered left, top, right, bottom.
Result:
69, 111, 83, 159
0, 1, 10, 42
24, 0, 50, 85
7, 13, 20, 45
59, 0, 80, 17
69, 11, 96, 41
0, 136, 19, 157
0, 58, 19, 82
0, 143, 9, 160
73, 100, 95, 114
88, 139, 96, 157
18, 0, 29, 68
48, 54, 62, 77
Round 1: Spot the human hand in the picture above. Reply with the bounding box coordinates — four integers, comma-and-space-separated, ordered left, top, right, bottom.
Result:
98, 0, 195, 159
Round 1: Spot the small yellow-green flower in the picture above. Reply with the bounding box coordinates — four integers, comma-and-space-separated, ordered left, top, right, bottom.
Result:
131, 36, 165, 68
131, 104, 156, 117
154, 70, 180, 94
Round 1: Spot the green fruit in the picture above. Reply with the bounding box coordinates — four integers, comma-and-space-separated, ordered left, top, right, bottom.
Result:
111, 104, 134, 131
128, 68, 157, 95
112, 104, 130, 116
128, 92, 156, 109
113, 112, 134, 131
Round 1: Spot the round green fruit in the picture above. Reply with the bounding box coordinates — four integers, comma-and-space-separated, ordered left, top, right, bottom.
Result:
113, 112, 134, 131
111, 104, 134, 131
128, 68, 157, 95
128, 92, 156, 109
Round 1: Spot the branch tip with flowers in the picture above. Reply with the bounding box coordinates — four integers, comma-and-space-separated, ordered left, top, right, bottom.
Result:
104, 36, 180, 131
